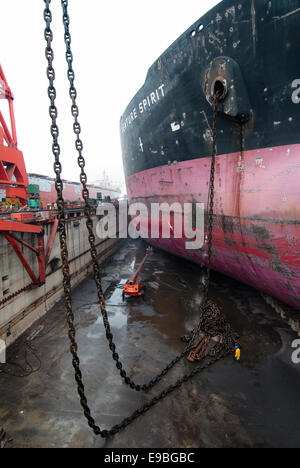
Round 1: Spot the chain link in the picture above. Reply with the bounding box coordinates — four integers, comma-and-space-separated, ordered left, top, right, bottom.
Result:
43, 1, 101, 436
43, 0, 232, 437
204, 92, 220, 301
59, 0, 206, 393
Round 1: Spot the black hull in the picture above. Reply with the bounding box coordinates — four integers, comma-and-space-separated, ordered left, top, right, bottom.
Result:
120, 0, 300, 177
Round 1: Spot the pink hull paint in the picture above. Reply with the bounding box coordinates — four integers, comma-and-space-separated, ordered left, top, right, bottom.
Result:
126, 143, 300, 310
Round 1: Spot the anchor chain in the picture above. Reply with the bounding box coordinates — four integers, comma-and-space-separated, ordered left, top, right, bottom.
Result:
181, 91, 220, 343
205, 91, 219, 300
44, 2, 100, 435
43, 0, 235, 437
59, 0, 219, 392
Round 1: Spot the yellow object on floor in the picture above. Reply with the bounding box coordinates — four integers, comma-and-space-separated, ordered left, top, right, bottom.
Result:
235, 347, 240, 361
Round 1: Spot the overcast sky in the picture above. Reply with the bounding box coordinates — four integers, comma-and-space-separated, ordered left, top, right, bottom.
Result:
0, 0, 220, 192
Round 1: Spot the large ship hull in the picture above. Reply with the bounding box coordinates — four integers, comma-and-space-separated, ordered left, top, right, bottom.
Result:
120, 0, 300, 309
126, 143, 300, 309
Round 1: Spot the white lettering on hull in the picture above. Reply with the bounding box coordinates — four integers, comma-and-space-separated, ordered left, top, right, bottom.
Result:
121, 84, 165, 133
292, 79, 300, 103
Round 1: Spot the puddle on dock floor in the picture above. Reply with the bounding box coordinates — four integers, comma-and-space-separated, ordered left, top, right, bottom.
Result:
0, 239, 300, 448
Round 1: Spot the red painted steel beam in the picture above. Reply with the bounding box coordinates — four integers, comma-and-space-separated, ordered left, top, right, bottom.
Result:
37, 233, 46, 284
0, 64, 27, 205
0, 64, 16, 146
0, 220, 43, 234
45, 218, 58, 266
0, 64, 10, 92
1, 227, 46, 285
8, 233, 39, 254
2, 232, 39, 284
8, 93, 17, 146
0, 110, 13, 146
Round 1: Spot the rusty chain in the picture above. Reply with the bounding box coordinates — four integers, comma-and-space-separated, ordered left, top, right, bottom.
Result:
59, 0, 212, 392
240, 121, 244, 168
43, 2, 101, 436
204, 92, 219, 301
43, 0, 234, 437
181, 91, 220, 343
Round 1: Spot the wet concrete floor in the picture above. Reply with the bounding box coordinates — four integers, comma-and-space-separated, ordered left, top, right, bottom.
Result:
1, 239, 300, 448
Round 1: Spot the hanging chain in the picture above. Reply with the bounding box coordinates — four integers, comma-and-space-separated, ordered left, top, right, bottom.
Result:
59, 0, 217, 393
60, 0, 143, 392
240, 121, 244, 165
181, 93, 220, 344
43, 0, 233, 437
43, 1, 101, 436
204, 92, 219, 301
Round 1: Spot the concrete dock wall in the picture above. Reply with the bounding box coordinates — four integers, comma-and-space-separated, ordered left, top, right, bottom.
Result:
0, 213, 121, 347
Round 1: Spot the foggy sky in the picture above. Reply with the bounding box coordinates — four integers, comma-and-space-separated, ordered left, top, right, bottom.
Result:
0, 0, 220, 193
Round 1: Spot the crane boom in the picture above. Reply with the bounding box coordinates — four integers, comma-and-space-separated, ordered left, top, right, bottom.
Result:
129, 246, 152, 285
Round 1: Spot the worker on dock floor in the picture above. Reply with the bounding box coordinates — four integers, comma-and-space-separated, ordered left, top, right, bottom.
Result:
234, 345, 241, 361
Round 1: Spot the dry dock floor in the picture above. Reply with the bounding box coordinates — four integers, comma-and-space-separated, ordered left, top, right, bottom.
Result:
1, 239, 300, 448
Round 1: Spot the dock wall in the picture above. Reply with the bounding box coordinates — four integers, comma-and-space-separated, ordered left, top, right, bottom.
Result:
0, 212, 121, 347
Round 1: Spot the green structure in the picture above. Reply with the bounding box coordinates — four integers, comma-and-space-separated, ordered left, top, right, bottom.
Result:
27, 184, 41, 209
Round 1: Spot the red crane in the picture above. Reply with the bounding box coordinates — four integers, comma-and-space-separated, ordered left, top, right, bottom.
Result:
0, 64, 28, 206
122, 247, 152, 299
